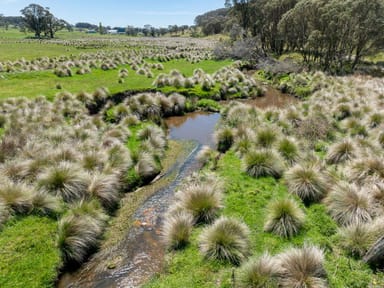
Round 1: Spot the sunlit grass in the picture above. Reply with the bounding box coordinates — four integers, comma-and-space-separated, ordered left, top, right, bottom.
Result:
0, 216, 60, 288
145, 151, 376, 288
0, 59, 231, 99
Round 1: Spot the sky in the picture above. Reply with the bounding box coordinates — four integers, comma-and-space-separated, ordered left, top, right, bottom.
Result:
0, 0, 225, 27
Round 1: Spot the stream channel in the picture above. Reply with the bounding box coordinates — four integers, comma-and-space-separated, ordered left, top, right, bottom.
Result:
58, 89, 296, 288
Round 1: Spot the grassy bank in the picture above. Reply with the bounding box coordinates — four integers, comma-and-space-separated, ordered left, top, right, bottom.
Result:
145, 152, 378, 288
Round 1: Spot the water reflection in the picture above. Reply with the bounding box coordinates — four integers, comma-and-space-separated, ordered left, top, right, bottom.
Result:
225, 87, 297, 109
165, 111, 220, 148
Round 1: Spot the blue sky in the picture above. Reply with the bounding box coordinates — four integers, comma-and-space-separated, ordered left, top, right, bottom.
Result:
0, 0, 225, 27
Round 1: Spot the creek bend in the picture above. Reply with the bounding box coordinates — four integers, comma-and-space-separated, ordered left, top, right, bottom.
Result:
58, 88, 296, 288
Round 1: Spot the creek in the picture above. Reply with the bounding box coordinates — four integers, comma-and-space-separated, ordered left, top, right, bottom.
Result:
58, 88, 296, 288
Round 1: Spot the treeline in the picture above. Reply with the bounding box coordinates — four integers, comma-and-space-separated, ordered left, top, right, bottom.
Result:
194, 8, 231, 36
0, 16, 24, 29
205, 0, 384, 72
125, 24, 192, 37
75, 23, 192, 37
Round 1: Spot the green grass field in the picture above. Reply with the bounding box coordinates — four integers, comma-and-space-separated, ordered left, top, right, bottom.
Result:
0, 28, 231, 100
0, 59, 231, 99
0, 216, 60, 288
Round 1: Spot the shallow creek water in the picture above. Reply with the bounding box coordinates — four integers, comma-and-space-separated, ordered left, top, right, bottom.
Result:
58, 88, 296, 288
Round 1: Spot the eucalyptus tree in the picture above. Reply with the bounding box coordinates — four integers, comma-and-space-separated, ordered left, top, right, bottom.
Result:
279, 0, 384, 71
20, 4, 69, 38
20, 3, 47, 38
249, 0, 298, 54
225, 0, 252, 36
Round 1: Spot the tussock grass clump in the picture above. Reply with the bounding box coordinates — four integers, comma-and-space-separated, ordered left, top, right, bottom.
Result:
47, 145, 80, 163
168, 93, 186, 115
31, 190, 60, 216
264, 198, 305, 238
176, 181, 223, 224
81, 150, 107, 172
162, 211, 194, 250
0, 160, 29, 183
277, 138, 300, 165
57, 214, 101, 265
134, 152, 160, 183
106, 143, 133, 174
333, 103, 352, 120
337, 222, 380, 258
69, 199, 109, 224
54, 67, 72, 77
326, 139, 356, 165
277, 245, 327, 288
143, 132, 167, 154
87, 173, 120, 212
0, 201, 10, 227
199, 216, 250, 265
37, 162, 89, 203
197, 145, 216, 166
368, 112, 384, 128
215, 126, 234, 153
285, 164, 328, 204
243, 149, 284, 179
377, 132, 384, 148
238, 254, 280, 288
256, 127, 279, 148
57, 200, 108, 265
324, 182, 372, 226
137, 125, 164, 141
233, 137, 254, 157
122, 115, 140, 126
296, 113, 333, 144
0, 181, 33, 214
343, 118, 368, 137
104, 127, 130, 142
347, 157, 384, 185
